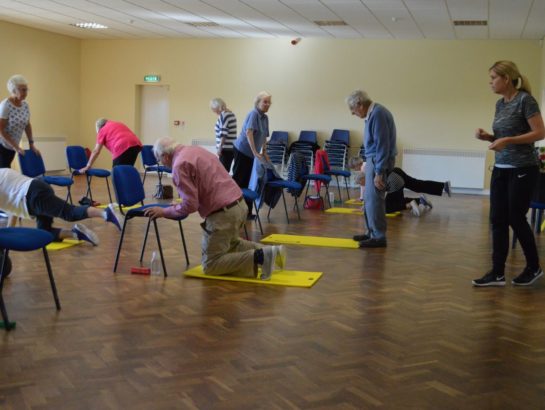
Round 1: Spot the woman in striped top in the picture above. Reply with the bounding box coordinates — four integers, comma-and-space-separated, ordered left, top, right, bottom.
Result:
210, 98, 237, 172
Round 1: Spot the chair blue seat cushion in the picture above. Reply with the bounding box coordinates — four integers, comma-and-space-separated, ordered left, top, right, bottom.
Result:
43, 176, 73, 187
267, 180, 302, 190
325, 169, 351, 178
242, 188, 259, 201
87, 168, 111, 177
125, 203, 187, 221
0, 228, 54, 251
302, 174, 332, 183
530, 202, 545, 210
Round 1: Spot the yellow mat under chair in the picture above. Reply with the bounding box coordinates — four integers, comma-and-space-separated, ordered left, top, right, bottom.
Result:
325, 207, 401, 217
46, 239, 84, 251
184, 265, 322, 288
261, 234, 360, 249
345, 199, 363, 206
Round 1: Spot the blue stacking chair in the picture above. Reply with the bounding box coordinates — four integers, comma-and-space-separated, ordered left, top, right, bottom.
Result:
270, 131, 288, 145
259, 169, 302, 224
330, 129, 350, 145
242, 188, 263, 239
112, 165, 189, 276
66, 145, 112, 204
18, 149, 74, 204
298, 130, 317, 144
324, 133, 351, 200
140, 145, 172, 186
302, 172, 332, 210
0, 228, 60, 331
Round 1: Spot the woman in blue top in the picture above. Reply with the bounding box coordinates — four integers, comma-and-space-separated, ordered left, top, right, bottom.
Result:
232, 91, 271, 216
473, 61, 545, 287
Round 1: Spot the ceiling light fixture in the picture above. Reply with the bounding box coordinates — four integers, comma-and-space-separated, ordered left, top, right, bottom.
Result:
453, 20, 488, 26
71, 22, 108, 29
314, 20, 347, 27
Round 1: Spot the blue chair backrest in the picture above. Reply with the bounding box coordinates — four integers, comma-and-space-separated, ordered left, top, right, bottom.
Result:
18, 149, 46, 178
66, 146, 88, 170
141, 145, 157, 167
112, 165, 146, 207
299, 130, 317, 144
331, 129, 349, 145
270, 131, 288, 145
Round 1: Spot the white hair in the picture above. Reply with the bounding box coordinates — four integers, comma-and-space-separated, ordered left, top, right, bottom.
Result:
210, 98, 226, 112
7, 74, 28, 95
254, 91, 271, 108
346, 90, 371, 109
95, 118, 108, 133
153, 136, 179, 161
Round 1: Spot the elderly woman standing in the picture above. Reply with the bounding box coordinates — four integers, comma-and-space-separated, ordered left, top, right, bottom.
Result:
79, 119, 142, 172
210, 98, 237, 172
473, 61, 545, 287
0, 75, 39, 168
232, 91, 271, 216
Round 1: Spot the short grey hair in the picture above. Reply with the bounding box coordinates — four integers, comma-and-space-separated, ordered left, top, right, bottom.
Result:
153, 136, 179, 161
7, 75, 28, 95
210, 98, 226, 112
254, 91, 271, 108
346, 90, 371, 109
95, 118, 108, 133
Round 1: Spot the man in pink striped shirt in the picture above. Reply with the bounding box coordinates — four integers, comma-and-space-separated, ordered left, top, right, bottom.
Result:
144, 137, 285, 280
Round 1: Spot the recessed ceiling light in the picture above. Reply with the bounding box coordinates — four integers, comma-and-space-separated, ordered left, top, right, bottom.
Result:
314, 20, 348, 27
453, 20, 488, 26
187, 22, 220, 28
71, 22, 108, 29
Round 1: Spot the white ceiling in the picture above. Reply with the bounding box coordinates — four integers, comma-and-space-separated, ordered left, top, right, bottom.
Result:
0, 0, 544, 40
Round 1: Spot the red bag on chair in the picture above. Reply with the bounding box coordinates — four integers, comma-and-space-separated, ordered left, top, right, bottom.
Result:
303, 195, 323, 210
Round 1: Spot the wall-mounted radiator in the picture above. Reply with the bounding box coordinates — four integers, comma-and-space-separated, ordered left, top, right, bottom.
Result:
402, 148, 486, 189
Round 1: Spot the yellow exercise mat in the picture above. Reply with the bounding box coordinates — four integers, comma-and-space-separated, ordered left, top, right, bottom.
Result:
96, 203, 141, 211
261, 234, 359, 249
46, 239, 84, 251
345, 199, 363, 206
325, 207, 401, 218
183, 265, 322, 288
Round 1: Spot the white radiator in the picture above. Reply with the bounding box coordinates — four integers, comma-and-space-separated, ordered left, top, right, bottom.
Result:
22, 137, 67, 172
402, 148, 486, 189
191, 139, 216, 154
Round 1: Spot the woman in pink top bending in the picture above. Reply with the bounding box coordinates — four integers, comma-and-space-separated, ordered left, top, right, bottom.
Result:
79, 118, 142, 172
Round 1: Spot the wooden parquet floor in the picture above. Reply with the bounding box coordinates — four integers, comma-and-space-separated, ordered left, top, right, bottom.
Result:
2, 176, 545, 409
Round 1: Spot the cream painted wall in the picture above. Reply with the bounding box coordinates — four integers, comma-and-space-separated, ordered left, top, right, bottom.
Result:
0, 21, 80, 168
80, 38, 541, 186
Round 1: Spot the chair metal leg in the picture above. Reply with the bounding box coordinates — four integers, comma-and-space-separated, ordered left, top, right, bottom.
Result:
0, 249, 14, 330
294, 195, 301, 220
334, 175, 342, 202
325, 185, 332, 209
66, 186, 73, 205
178, 220, 190, 266
243, 223, 249, 240
86, 175, 93, 201
344, 176, 350, 200
254, 202, 263, 234
280, 190, 290, 224
140, 218, 152, 263
267, 204, 273, 223
42, 248, 60, 310
113, 218, 129, 272
105, 178, 113, 204
152, 219, 168, 277
142, 169, 148, 185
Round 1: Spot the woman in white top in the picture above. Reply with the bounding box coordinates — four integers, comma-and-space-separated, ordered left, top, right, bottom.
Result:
0, 75, 40, 168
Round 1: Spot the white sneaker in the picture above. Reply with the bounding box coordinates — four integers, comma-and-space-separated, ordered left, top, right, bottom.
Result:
409, 200, 421, 217
260, 246, 276, 280
72, 223, 99, 246
274, 245, 286, 270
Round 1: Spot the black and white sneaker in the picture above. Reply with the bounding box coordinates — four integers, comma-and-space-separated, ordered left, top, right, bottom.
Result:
419, 194, 433, 209
472, 271, 505, 287
72, 223, 99, 246
512, 267, 544, 286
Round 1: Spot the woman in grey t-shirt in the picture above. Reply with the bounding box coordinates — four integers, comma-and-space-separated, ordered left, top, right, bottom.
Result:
0, 74, 40, 168
473, 61, 545, 287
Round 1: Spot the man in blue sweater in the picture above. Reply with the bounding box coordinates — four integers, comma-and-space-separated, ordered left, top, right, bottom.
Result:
346, 90, 397, 248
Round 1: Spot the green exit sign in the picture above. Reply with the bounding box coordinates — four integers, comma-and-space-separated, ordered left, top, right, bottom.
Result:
144, 75, 161, 83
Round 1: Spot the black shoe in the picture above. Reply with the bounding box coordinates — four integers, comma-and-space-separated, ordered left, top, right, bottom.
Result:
512, 267, 544, 286
472, 271, 505, 287
247, 214, 257, 221
353, 233, 370, 241
359, 238, 387, 248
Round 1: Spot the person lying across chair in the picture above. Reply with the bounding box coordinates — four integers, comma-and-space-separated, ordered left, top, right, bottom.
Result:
0, 168, 121, 246
348, 156, 451, 217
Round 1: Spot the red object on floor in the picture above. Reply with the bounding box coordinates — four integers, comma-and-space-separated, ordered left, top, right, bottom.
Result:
131, 267, 150, 275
